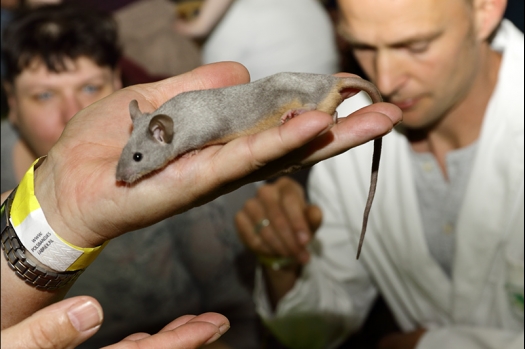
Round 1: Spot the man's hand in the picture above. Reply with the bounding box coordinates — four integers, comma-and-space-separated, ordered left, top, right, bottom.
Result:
236, 177, 322, 265
2, 61, 400, 329
34, 61, 402, 250
235, 176, 323, 306
1, 296, 230, 349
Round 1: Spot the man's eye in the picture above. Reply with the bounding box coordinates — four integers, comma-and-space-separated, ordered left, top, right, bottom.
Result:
352, 44, 375, 52
83, 84, 102, 94
408, 42, 429, 53
34, 92, 53, 101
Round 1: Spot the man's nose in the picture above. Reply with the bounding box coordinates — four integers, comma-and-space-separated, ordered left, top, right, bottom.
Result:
374, 50, 407, 98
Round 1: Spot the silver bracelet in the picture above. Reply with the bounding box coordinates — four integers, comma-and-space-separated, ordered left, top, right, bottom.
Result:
1, 188, 83, 291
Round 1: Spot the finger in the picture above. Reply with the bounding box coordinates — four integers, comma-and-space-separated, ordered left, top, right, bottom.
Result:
205, 110, 336, 191
257, 182, 306, 260
128, 322, 224, 349
235, 209, 273, 256
209, 102, 398, 189
275, 177, 313, 246
244, 195, 290, 256
105, 313, 230, 349
159, 314, 197, 330
1, 296, 103, 349
161, 313, 228, 333
244, 103, 400, 180
299, 102, 402, 165
271, 177, 319, 264
120, 332, 150, 341
306, 204, 323, 233
344, 100, 401, 120
237, 179, 312, 263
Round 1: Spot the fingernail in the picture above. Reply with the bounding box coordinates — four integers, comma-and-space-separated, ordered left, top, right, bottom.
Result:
205, 332, 223, 345
204, 324, 230, 344
219, 323, 230, 335
297, 231, 309, 245
67, 300, 103, 332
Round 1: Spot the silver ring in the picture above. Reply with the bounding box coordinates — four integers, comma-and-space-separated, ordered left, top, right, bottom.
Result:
254, 218, 270, 234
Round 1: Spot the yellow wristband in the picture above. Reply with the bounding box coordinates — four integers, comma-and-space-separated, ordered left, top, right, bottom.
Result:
9, 157, 108, 271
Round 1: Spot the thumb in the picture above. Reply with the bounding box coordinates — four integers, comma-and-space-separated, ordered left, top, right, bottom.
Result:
1, 296, 103, 349
306, 204, 323, 235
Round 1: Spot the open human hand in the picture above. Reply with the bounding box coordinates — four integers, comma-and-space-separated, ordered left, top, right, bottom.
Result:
33, 61, 401, 249
1, 295, 229, 349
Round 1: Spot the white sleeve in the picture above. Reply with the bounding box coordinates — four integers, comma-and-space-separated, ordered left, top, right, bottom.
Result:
253, 161, 378, 349
417, 327, 524, 349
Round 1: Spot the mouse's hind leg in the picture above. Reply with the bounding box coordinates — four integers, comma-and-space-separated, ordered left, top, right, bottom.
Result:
280, 103, 317, 124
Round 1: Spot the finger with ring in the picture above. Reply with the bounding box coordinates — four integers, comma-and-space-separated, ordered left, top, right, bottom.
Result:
254, 218, 270, 235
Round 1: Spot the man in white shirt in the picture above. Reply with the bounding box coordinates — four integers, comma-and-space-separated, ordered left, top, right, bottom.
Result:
236, 0, 524, 348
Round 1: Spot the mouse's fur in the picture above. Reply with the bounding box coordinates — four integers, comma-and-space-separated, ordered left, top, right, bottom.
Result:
116, 72, 381, 183
116, 72, 383, 259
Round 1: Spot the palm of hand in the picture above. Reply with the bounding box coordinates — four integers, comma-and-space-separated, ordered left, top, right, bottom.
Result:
33, 62, 400, 248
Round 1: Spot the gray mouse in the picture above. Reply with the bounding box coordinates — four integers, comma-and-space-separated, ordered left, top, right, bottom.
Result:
116, 72, 383, 259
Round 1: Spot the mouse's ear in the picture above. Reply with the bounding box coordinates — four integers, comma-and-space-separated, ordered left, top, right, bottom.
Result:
149, 114, 174, 144
129, 99, 144, 122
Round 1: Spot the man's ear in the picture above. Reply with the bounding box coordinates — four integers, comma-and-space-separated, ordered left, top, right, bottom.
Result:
473, 0, 507, 41
2, 81, 19, 126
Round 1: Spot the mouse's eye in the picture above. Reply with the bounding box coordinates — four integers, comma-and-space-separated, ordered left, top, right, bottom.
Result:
133, 153, 143, 162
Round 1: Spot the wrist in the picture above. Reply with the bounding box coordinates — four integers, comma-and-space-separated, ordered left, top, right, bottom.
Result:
7, 157, 107, 274
33, 155, 100, 248
262, 261, 301, 309
257, 255, 297, 271
1, 188, 84, 290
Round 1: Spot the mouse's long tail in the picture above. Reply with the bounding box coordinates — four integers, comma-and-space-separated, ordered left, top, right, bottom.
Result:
340, 77, 383, 105
356, 137, 382, 259
339, 77, 383, 260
